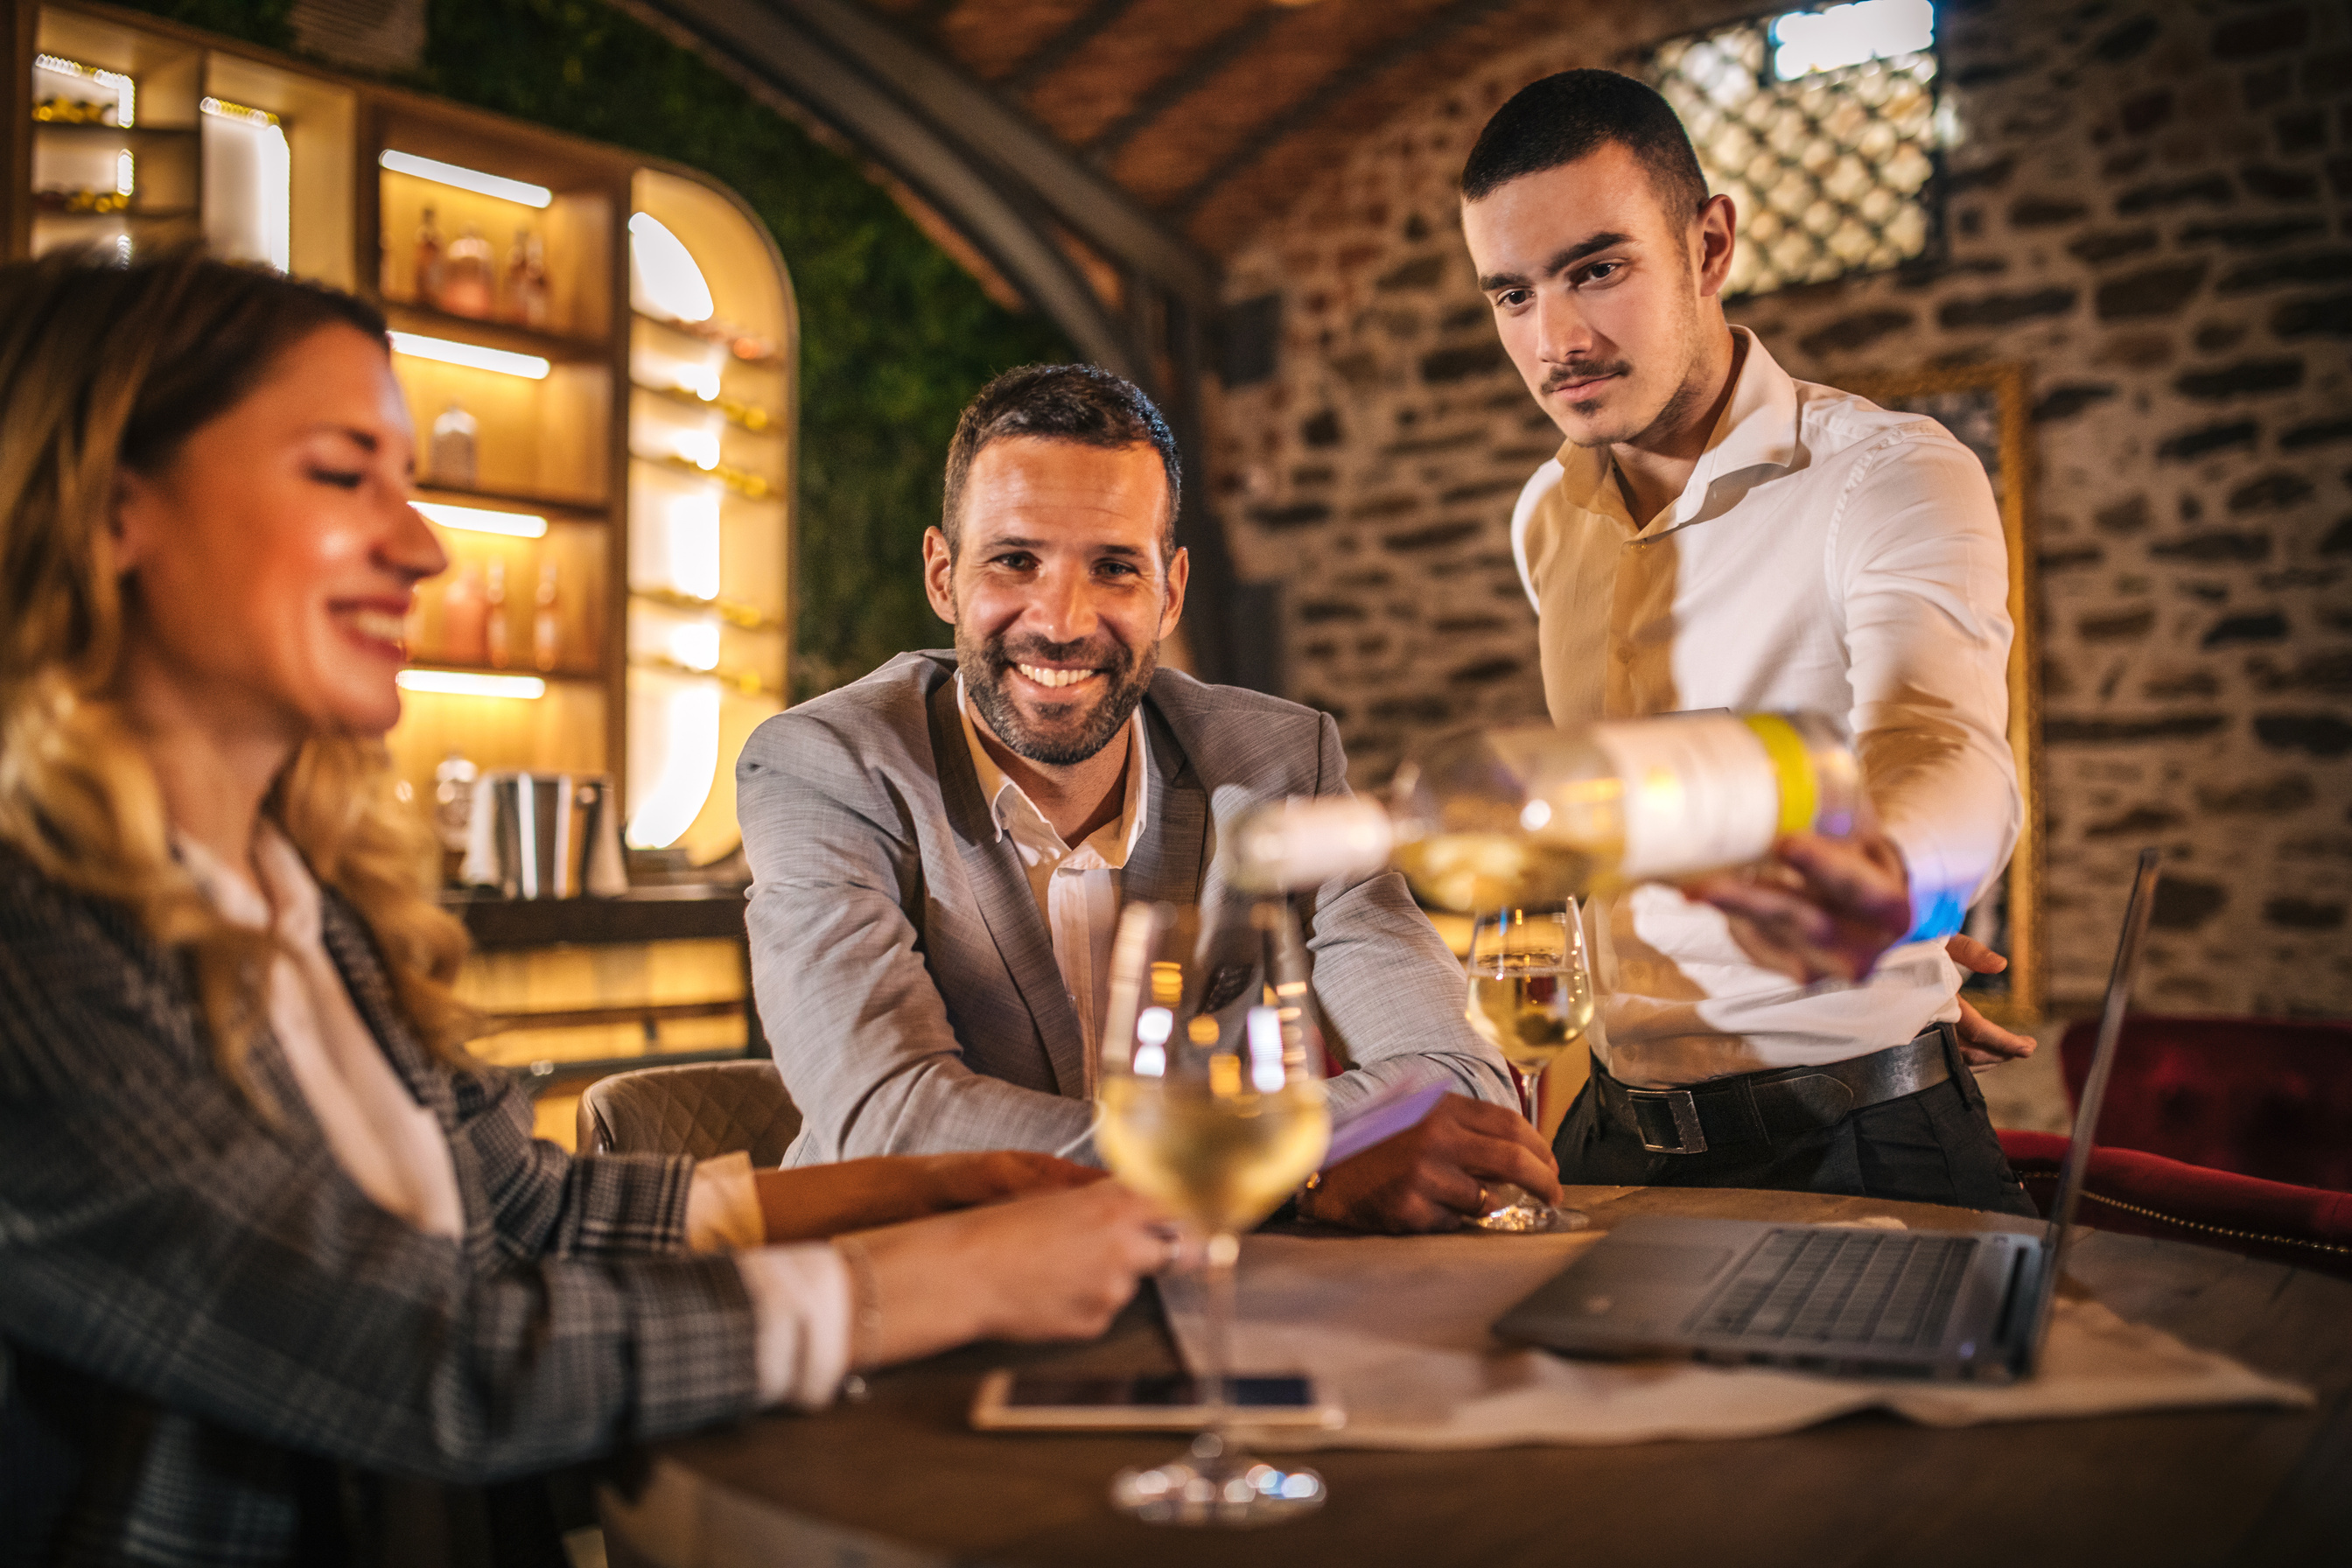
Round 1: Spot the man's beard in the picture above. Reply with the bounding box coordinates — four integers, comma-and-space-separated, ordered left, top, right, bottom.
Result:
958, 623, 1158, 766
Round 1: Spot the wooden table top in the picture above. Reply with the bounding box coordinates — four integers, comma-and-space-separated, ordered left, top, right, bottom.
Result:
599, 1186, 2352, 1568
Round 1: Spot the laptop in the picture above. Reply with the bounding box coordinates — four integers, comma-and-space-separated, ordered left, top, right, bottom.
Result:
1493, 848, 2160, 1382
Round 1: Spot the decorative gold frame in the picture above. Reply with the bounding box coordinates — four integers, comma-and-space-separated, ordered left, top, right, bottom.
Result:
1845, 363, 2043, 1025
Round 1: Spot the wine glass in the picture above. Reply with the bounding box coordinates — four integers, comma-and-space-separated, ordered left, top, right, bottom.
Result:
1096, 896, 1331, 1527
1465, 903, 1592, 1235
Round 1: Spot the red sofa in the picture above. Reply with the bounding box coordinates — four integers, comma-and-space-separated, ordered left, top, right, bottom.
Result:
1999, 1130, 2352, 1279
2055, 1015, 2352, 1192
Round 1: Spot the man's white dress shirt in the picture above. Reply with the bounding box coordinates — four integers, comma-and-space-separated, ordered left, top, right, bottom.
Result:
1510, 327, 2020, 1088
956, 673, 1149, 1090
180, 827, 851, 1409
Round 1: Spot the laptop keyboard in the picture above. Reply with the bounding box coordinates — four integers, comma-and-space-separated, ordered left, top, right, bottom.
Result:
1691, 1229, 1978, 1349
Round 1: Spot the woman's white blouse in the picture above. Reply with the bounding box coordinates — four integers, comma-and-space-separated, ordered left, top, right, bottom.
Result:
179, 826, 850, 1408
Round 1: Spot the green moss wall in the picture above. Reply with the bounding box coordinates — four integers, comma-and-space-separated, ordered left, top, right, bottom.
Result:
124, 0, 1071, 699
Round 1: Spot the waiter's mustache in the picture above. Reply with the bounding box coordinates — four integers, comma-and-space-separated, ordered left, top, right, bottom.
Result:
1543, 359, 1632, 394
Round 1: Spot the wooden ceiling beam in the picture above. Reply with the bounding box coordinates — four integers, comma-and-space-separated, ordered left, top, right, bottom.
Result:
1082, 5, 1284, 164
1166, 0, 1527, 220
622, 0, 1216, 312
1004, 0, 1142, 94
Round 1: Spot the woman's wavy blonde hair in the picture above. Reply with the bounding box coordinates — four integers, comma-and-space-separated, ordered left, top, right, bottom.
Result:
0, 247, 474, 1092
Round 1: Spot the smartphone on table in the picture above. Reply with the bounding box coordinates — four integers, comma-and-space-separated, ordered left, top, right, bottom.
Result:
969, 1370, 1343, 1432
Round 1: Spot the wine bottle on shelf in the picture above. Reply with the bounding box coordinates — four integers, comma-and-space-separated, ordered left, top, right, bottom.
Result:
440, 224, 495, 318
414, 206, 444, 306
532, 557, 562, 672
484, 556, 510, 669
1233, 711, 1862, 913
429, 402, 477, 488
440, 564, 488, 667
501, 228, 550, 329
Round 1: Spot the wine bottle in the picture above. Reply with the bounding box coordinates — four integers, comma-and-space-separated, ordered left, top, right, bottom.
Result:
531, 557, 562, 672
1233, 710, 1861, 913
484, 556, 510, 668
414, 206, 444, 305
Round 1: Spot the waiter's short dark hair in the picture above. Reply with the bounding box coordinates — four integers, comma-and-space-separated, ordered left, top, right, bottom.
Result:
1460, 69, 1710, 224
942, 363, 1181, 563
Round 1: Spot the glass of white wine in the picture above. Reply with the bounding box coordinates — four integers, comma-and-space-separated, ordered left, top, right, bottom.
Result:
1466, 902, 1593, 1235
1096, 897, 1332, 1527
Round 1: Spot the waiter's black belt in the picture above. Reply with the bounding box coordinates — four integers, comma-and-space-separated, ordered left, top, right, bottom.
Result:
1592, 1024, 1955, 1155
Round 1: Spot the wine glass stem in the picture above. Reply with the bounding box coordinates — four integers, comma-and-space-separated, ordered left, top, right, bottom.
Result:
1204, 1231, 1237, 1453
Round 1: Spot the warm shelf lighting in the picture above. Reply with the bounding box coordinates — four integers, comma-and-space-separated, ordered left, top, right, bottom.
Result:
35, 55, 133, 127
628, 213, 715, 323
397, 669, 546, 699
626, 673, 721, 849
201, 98, 290, 273
378, 149, 551, 208
388, 331, 550, 380
413, 500, 549, 538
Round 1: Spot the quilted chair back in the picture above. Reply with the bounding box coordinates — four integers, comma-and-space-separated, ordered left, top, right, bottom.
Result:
577, 1060, 802, 1165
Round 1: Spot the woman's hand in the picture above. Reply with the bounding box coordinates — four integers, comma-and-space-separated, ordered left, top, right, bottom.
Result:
755, 1151, 1103, 1242
850, 1180, 1172, 1367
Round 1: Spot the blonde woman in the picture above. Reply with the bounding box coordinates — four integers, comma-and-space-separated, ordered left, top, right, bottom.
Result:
0, 248, 1169, 1566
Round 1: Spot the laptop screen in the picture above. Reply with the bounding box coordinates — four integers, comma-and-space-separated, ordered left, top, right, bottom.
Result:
2020, 847, 2161, 1370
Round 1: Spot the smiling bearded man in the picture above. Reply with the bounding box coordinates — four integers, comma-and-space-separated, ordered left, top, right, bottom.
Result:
736, 365, 1552, 1234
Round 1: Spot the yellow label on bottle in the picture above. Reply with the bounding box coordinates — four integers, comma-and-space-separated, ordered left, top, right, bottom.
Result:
1740, 713, 1818, 838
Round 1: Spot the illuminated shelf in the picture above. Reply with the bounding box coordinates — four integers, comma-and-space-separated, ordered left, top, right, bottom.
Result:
33, 200, 194, 219
637, 379, 780, 433
628, 651, 782, 701
384, 301, 606, 364
414, 480, 609, 522
31, 122, 195, 139
404, 658, 600, 682
629, 584, 781, 632
631, 308, 784, 369
632, 450, 779, 501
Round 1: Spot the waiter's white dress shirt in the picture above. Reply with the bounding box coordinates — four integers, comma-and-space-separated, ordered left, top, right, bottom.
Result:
1510, 327, 2020, 1088
956, 672, 1150, 1091
179, 826, 851, 1409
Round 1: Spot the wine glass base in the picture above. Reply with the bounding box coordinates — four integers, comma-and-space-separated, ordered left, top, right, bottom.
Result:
1469, 1198, 1591, 1234
1111, 1434, 1326, 1527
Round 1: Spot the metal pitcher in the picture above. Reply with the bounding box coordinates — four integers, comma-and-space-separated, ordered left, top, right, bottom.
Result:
459, 771, 629, 899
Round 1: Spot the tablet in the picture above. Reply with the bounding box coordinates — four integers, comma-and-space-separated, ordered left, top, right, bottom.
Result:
969, 1370, 1345, 1432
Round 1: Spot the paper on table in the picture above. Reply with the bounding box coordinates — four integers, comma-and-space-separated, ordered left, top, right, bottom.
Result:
1158, 1233, 2312, 1451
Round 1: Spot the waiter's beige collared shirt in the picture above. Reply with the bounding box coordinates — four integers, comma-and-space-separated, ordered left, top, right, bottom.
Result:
1510, 328, 2020, 1086
957, 673, 1151, 1087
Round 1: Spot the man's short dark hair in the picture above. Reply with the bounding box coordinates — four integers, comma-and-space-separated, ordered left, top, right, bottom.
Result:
942, 363, 1182, 561
1460, 69, 1709, 225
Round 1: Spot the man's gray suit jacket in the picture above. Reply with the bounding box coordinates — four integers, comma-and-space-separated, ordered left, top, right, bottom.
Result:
737, 650, 1514, 1165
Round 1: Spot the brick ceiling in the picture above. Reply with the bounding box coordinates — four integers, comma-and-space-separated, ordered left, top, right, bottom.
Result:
857, 0, 1578, 256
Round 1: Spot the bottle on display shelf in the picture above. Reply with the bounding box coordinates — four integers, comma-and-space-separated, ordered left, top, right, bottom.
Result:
432, 751, 479, 885
483, 556, 510, 669
501, 229, 550, 329
439, 564, 489, 668
1231, 711, 1862, 914
439, 224, 496, 318
532, 557, 562, 672
414, 206, 444, 305
429, 401, 477, 488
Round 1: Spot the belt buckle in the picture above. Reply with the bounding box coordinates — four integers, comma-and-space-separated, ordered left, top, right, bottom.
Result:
1627, 1088, 1709, 1154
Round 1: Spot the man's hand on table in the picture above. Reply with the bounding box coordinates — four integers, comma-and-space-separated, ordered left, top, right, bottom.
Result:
756, 1151, 1103, 1243
1683, 828, 1913, 985
1298, 1093, 1560, 1234
1945, 933, 2038, 1068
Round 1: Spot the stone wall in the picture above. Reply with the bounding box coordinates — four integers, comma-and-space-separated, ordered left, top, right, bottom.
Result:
1203, 0, 2352, 1015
